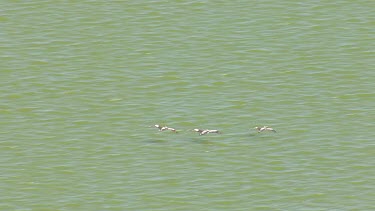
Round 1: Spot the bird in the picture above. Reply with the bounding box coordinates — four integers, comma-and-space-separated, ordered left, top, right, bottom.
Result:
193, 128, 220, 135
254, 126, 276, 133
154, 124, 177, 132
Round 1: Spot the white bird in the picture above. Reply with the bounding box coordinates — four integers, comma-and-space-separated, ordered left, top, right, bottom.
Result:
154, 124, 177, 132
254, 126, 276, 133
193, 128, 220, 135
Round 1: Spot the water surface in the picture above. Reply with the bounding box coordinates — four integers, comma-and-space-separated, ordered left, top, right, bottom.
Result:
1, 1, 374, 210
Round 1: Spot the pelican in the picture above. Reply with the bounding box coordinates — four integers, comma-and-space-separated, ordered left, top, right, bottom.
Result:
254, 126, 276, 133
193, 129, 220, 135
154, 124, 177, 132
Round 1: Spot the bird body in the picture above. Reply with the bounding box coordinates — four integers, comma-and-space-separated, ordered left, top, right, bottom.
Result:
193, 129, 220, 135
254, 126, 276, 133
154, 124, 177, 132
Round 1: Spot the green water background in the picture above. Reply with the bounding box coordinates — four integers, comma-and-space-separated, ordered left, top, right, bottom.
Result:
1, 1, 374, 210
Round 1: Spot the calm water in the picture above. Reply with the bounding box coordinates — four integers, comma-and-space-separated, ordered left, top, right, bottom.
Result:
1, 1, 374, 210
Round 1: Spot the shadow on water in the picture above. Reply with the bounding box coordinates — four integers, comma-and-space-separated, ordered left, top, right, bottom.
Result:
142, 130, 277, 145
145, 139, 169, 144
190, 138, 216, 145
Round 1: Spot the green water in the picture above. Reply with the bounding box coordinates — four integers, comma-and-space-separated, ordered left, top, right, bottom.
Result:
1, 1, 374, 210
